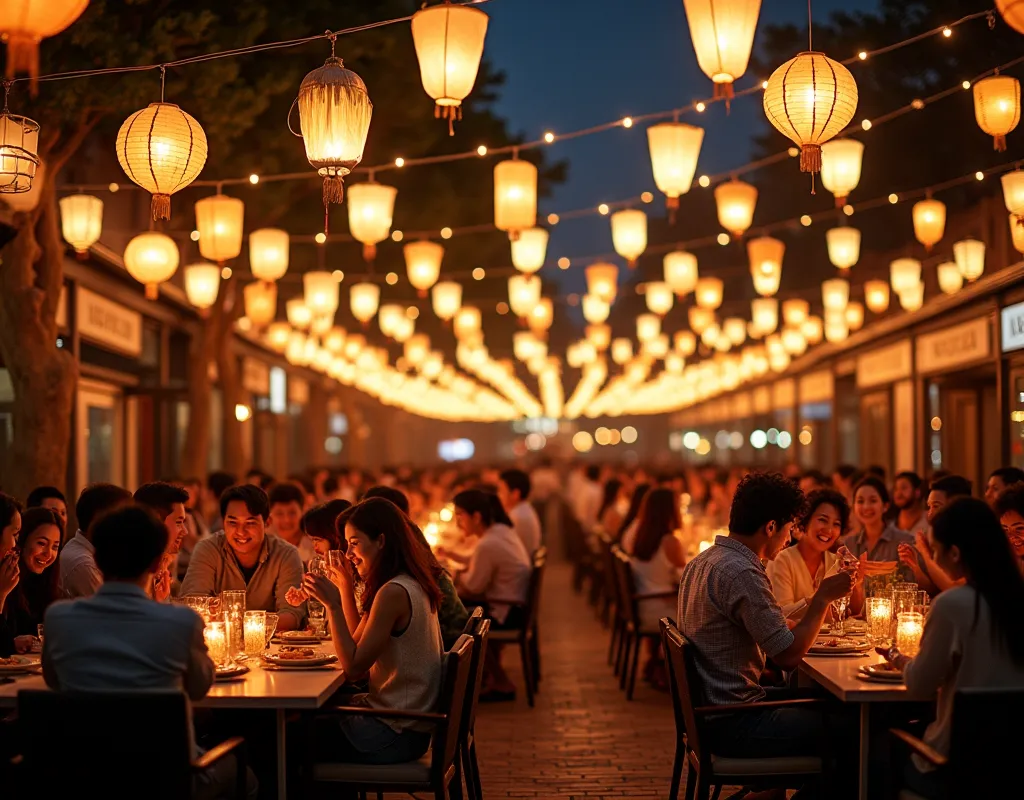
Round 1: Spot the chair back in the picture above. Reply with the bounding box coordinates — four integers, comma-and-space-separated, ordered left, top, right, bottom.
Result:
430, 634, 475, 781
17, 690, 195, 799
660, 619, 710, 765
461, 605, 484, 636
611, 546, 640, 628
460, 615, 491, 740
949, 688, 1024, 795
659, 617, 687, 743
598, 532, 620, 607
522, 548, 547, 633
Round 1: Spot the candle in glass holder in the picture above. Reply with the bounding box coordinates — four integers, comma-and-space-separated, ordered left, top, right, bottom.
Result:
244, 610, 266, 657
896, 611, 924, 658
221, 590, 246, 657
204, 621, 229, 666
866, 597, 892, 643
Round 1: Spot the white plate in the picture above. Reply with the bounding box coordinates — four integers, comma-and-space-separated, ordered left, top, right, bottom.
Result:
274, 631, 328, 644
263, 652, 336, 668
215, 664, 251, 680
808, 639, 872, 655
859, 664, 903, 682
0, 656, 38, 673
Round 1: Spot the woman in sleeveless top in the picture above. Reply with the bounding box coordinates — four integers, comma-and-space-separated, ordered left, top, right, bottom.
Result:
300, 497, 444, 764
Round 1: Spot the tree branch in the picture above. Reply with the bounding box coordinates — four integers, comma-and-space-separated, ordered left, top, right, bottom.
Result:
49, 110, 105, 176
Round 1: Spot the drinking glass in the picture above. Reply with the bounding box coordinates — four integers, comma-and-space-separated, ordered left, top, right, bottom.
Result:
830, 595, 850, 636
243, 610, 266, 657
328, 550, 347, 583
308, 605, 327, 637
220, 590, 247, 657
308, 556, 329, 578
866, 597, 893, 645
264, 613, 279, 647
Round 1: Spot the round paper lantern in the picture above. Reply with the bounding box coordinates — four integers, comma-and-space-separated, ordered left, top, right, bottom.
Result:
294, 53, 372, 209
751, 298, 778, 335
864, 280, 890, 313
1011, 213, 1024, 254
1001, 170, 1024, 219
645, 281, 674, 316
972, 74, 1020, 151
801, 316, 823, 344
59, 193, 103, 253
195, 194, 244, 262
890, 258, 922, 294
636, 313, 660, 343
454, 306, 481, 340
347, 182, 397, 260
286, 299, 312, 330
584, 262, 618, 304
349, 282, 380, 324
826, 226, 860, 270
586, 324, 611, 351
763, 52, 858, 173
432, 281, 462, 321
611, 338, 633, 365
782, 299, 809, 327
123, 232, 179, 299
184, 263, 220, 311
511, 227, 549, 274
405, 240, 444, 296
663, 250, 698, 295
244, 280, 277, 327
819, 139, 864, 206
898, 282, 924, 312
581, 293, 610, 325
688, 306, 715, 334
937, 261, 963, 295
997, 0, 1024, 33
0, 1, 89, 80
410, 2, 488, 133
953, 238, 986, 281
646, 122, 704, 214
695, 276, 724, 310
674, 330, 697, 356
715, 179, 757, 236
265, 322, 291, 353
723, 317, 747, 346
494, 158, 537, 240
844, 301, 864, 331
610, 209, 647, 267
304, 270, 339, 315
681, 0, 761, 97
509, 274, 542, 318
116, 103, 208, 221
249, 228, 289, 283
912, 198, 946, 251
528, 298, 553, 334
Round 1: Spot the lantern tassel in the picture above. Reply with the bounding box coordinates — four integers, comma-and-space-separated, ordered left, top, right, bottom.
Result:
994, 134, 1007, 152
323, 175, 345, 206
835, 194, 846, 209
363, 243, 376, 263
151, 193, 171, 222
800, 144, 822, 174
713, 82, 734, 102
666, 196, 679, 225
144, 284, 159, 301
436, 105, 461, 136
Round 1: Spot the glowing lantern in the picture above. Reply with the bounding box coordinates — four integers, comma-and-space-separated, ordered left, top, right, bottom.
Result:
611, 338, 633, 365
681, 0, 761, 98
249, 229, 289, 282
822, 278, 849, 312
324, 326, 346, 353
454, 306, 481, 340
392, 316, 414, 343
663, 251, 698, 295
746, 237, 783, 298
972, 74, 1020, 151
782, 299, 809, 327
610, 209, 647, 267
723, 317, 747, 346
953, 239, 986, 281
751, 298, 778, 335
528, 298, 553, 334
715, 179, 757, 236
890, 258, 922, 294
645, 334, 670, 358
287, 299, 312, 330
581, 294, 610, 324
244, 280, 277, 327
820, 139, 864, 205
509, 274, 542, 317
265, 322, 291, 353
494, 158, 537, 240
344, 333, 366, 359
586, 324, 611, 350
937, 261, 963, 295
752, 267, 781, 298
378, 304, 405, 337
0, 0, 89, 83
646, 121, 704, 214
514, 331, 540, 362
675, 330, 697, 356
700, 323, 721, 348
304, 271, 339, 317
636, 313, 661, 343
511, 227, 548, 274
826, 226, 860, 270
184, 263, 220, 311
347, 182, 397, 260
802, 316, 823, 344
912, 199, 946, 251
59, 194, 103, 253
1001, 171, 1024, 220
405, 240, 444, 296
665, 352, 685, 374
195, 194, 244, 262
431, 281, 462, 321
864, 280, 890, 313
782, 327, 807, 356
825, 317, 849, 343
898, 282, 924, 312
310, 313, 333, 337
123, 232, 179, 300
585, 263, 618, 304
405, 334, 430, 367
410, 2, 488, 133
844, 301, 864, 331
997, 0, 1024, 33
688, 306, 715, 334
695, 276, 724, 310
1011, 213, 1024, 254
645, 281, 674, 315
350, 282, 380, 323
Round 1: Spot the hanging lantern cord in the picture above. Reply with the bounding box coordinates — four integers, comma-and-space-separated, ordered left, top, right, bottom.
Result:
159, 66, 166, 103
1, 81, 10, 114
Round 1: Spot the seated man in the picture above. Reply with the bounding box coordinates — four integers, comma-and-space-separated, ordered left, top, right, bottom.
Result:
678, 473, 852, 765
268, 481, 316, 564
59, 483, 133, 599
26, 485, 68, 529
134, 481, 190, 601
180, 484, 306, 631
498, 469, 542, 555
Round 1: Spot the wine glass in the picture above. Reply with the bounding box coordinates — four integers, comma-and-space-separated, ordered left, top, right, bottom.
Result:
264, 613, 279, 647
831, 594, 850, 636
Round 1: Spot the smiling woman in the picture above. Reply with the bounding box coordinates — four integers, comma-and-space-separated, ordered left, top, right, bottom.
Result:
4, 507, 64, 644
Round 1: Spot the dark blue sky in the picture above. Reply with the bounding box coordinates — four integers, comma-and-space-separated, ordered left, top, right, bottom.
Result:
484, 0, 879, 292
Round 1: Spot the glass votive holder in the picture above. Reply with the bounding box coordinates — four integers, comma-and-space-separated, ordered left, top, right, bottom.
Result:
264, 613, 280, 646
221, 589, 247, 656
204, 620, 230, 667
243, 610, 266, 657
896, 611, 924, 658
866, 596, 893, 644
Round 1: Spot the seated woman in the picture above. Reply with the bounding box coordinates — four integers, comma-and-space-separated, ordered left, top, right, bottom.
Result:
884, 497, 1024, 799
300, 497, 444, 765
616, 482, 650, 551
301, 499, 353, 558
2, 507, 62, 653
0, 492, 23, 658
768, 489, 864, 621
596, 478, 626, 537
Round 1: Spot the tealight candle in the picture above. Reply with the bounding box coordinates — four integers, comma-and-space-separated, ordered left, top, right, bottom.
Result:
896, 611, 924, 658
204, 621, 229, 666
243, 610, 266, 657
866, 597, 892, 643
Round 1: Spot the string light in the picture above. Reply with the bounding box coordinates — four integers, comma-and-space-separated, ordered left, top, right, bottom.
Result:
386, 272, 399, 285
544, 131, 555, 143
942, 27, 952, 37
622, 116, 633, 128
963, 81, 971, 90
888, 193, 899, 204
598, 203, 610, 215
558, 257, 570, 269
496, 301, 509, 314
547, 213, 560, 224
477, 145, 487, 155
473, 267, 485, 280
861, 119, 872, 130
800, 215, 812, 226
698, 175, 710, 187
717, 233, 729, 245
332, 269, 344, 281
695, 102, 706, 112
858, 51, 867, 60
392, 230, 404, 241
190, 230, 200, 242
249, 174, 259, 184
394, 157, 405, 167
976, 171, 985, 181
315, 232, 327, 244
440, 226, 453, 239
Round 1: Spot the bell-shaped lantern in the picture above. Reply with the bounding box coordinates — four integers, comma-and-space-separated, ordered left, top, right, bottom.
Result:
244, 280, 277, 327
586, 324, 611, 351
454, 306, 481, 341
528, 297, 554, 335
695, 276, 724, 310
184, 263, 220, 312
585, 262, 619, 304
681, 0, 761, 98
347, 182, 397, 261
610, 209, 647, 267
431, 281, 462, 321
249, 228, 289, 283
511, 227, 548, 274
890, 258, 922, 294
782, 299, 809, 327
953, 238, 986, 281
304, 271, 339, 316
611, 337, 634, 365
509, 274, 542, 318
646, 121, 704, 214
405, 240, 444, 296
972, 74, 1020, 151
675, 330, 697, 356
378, 303, 405, 337
265, 322, 292, 353
645, 281, 674, 316
826, 226, 860, 270
287, 299, 313, 330
723, 317, 747, 346
350, 282, 380, 324
912, 198, 946, 251
715, 179, 757, 236
898, 282, 924, 312
581, 293, 610, 324
864, 280, 890, 314
820, 139, 864, 206
195, 194, 244, 262
822, 278, 849, 312
1001, 170, 1024, 220
937, 261, 963, 295
751, 298, 778, 335
801, 316, 823, 345
636, 313, 661, 343
59, 193, 103, 254
844, 301, 864, 331
123, 232, 179, 299
663, 250, 698, 295
494, 158, 537, 240
688, 306, 715, 334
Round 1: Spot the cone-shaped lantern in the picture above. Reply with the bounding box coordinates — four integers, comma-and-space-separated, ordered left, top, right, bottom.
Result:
585, 262, 618, 304
347, 182, 396, 261
890, 258, 922, 294
825, 317, 849, 343
405, 241, 444, 296
59, 193, 103, 254
124, 232, 179, 300
645, 281, 674, 316
610, 209, 647, 267
646, 121, 703, 215
378, 304, 405, 337
195, 194, 244, 262
819, 139, 863, 206
494, 158, 537, 240
782, 327, 807, 356
864, 280, 890, 313
953, 238, 986, 281
249, 228, 289, 283
748, 236, 783, 297
663, 250, 698, 295
350, 282, 380, 324
937, 262, 963, 295
681, 0, 761, 98
972, 74, 1020, 152
244, 280, 277, 327
581, 294, 610, 325
184, 263, 220, 312
826, 226, 860, 270
716, 179, 757, 236
695, 276, 724, 310
509, 274, 541, 318
912, 199, 946, 251
511, 227, 548, 274
723, 317, 747, 346
432, 281, 462, 321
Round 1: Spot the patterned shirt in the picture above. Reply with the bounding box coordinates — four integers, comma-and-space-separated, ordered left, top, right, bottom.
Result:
677, 535, 794, 706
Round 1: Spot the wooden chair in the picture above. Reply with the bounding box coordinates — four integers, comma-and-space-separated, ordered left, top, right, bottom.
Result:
459, 611, 491, 800
309, 635, 475, 800
600, 534, 625, 672
14, 690, 248, 800
659, 618, 823, 800
890, 687, 1024, 799
488, 548, 547, 707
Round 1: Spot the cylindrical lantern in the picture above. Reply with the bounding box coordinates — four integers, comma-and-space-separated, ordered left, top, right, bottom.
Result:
405, 240, 444, 296
820, 138, 864, 205
972, 74, 1020, 151
675, 330, 697, 356
244, 280, 277, 327
688, 306, 715, 334
937, 261, 963, 295
825, 317, 849, 343
782, 327, 807, 356
494, 158, 538, 240
265, 322, 291, 353
286, 299, 312, 330
1002, 170, 1024, 220
912, 198, 946, 251
645, 334, 670, 359
115, 103, 208, 220
123, 232, 179, 299
405, 333, 430, 366
681, 0, 760, 97
1011, 213, 1024, 254
663, 250, 698, 295
665, 352, 685, 375
528, 297, 553, 334
59, 193, 103, 253
890, 258, 922, 294
195, 194, 244, 262
723, 317, 747, 346
378, 303, 405, 337
585, 324, 611, 350
782, 298, 809, 327
636, 313, 661, 343
802, 316, 823, 344
751, 267, 781, 298
844, 301, 864, 331
410, 2, 488, 133
347, 182, 397, 260
645, 281, 674, 316
700, 323, 721, 348
751, 297, 778, 335
646, 121, 704, 212
431, 281, 462, 320
695, 276, 724, 310
184, 263, 220, 311
826, 226, 860, 270
746, 235, 784, 289
953, 238, 986, 281
513, 331, 539, 362
324, 326, 346, 354
581, 294, 610, 324
864, 280, 890, 314
585, 262, 618, 304
763, 51, 859, 174
249, 228, 289, 282
509, 274, 542, 317
899, 282, 925, 312
715, 179, 757, 236
611, 337, 633, 365
0, 1, 89, 83
454, 306, 481, 340
350, 282, 380, 323
304, 271, 339, 315
511, 227, 548, 274
822, 278, 849, 312
610, 209, 647, 267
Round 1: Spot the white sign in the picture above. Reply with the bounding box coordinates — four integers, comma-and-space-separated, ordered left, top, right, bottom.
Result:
856, 340, 912, 388
1002, 302, 1024, 353
799, 370, 834, 404
242, 358, 270, 395
76, 287, 142, 356
916, 316, 990, 374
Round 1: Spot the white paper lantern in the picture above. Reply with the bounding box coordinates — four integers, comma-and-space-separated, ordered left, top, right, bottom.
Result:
611, 209, 647, 267
611, 338, 633, 365
581, 293, 610, 325
494, 158, 537, 240
912, 199, 946, 251
304, 271, 339, 316
820, 139, 864, 205
195, 194, 244, 262
243, 280, 277, 327
663, 250, 698, 295
675, 330, 697, 356
645, 281, 674, 316
751, 298, 778, 335
822, 278, 849, 311
636, 313, 661, 343
716, 179, 757, 236
509, 274, 542, 317
826, 226, 860, 270
898, 282, 924, 312
405, 240, 444, 296
695, 277, 724, 310
937, 262, 963, 295
646, 121, 704, 213
350, 282, 380, 323
585, 262, 618, 304
782, 299, 809, 327
249, 228, 289, 282
432, 281, 462, 321
953, 238, 985, 281
286, 298, 312, 330
184, 263, 220, 311
864, 280, 890, 314
890, 258, 922, 294
123, 232, 179, 299
59, 193, 103, 253
347, 182, 397, 260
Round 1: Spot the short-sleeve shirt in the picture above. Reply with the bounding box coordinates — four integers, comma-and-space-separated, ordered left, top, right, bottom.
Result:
677, 535, 794, 705
840, 522, 917, 593
459, 524, 532, 624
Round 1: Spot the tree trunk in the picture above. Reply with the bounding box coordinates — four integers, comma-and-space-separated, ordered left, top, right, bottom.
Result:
217, 279, 245, 477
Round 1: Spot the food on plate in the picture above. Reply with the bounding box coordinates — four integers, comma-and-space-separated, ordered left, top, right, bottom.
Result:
276, 647, 318, 659
0, 656, 20, 666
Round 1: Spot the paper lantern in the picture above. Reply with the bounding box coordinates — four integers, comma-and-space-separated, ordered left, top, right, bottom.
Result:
912, 199, 946, 251
844, 301, 864, 331
864, 280, 890, 313
344, 333, 366, 360
646, 121, 704, 213
665, 352, 685, 375
715, 179, 757, 236
801, 316, 823, 344
972, 74, 1020, 151
663, 251, 698, 295
576, 341, 597, 366
123, 232, 179, 300
509, 274, 542, 317
581, 293, 610, 324
645, 281, 674, 315
347, 182, 397, 260
745, 236, 784, 296
195, 194, 243, 262
636, 313, 661, 343
695, 276, 724, 310
953, 238, 986, 281
899, 282, 924, 312
1001, 170, 1024, 219
997, 0, 1024, 33
59, 193, 103, 253
688, 306, 715, 334
585, 263, 618, 304
378, 303, 405, 337
822, 278, 849, 311
751, 267, 781, 298
511, 227, 549, 274
890, 258, 922, 294
723, 317, 747, 346
681, 0, 760, 97
0, 0, 89, 83
249, 229, 289, 282
294, 53, 372, 209
751, 298, 778, 335
645, 334, 670, 359
431, 281, 462, 321
350, 282, 380, 323
700, 323, 721, 348
410, 2, 488, 133
513, 331, 540, 362
0, 105, 39, 193
243, 280, 277, 327
405, 334, 430, 366
782, 327, 807, 356
610, 209, 647, 267
611, 338, 633, 365
820, 139, 864, 205
286, 299, 312, 330
116, 103, 208, 220
392, 315, 414, 343
674, 330, 697, 356
782, 299, 809, 327
324, 326, 347, 353
586, 324, 611, 350
265, 322, 292, 353
310, 313, 333, 337
184, 263, 220, 311
528, 298, 553, 334
763, 52, 858, 173
454, 306, 482, 340
304, 271, 339, 315
1012, 213, 1024, 254
825, 317, 849, 343
494, 158, 537, 240
826, 226, 860, 270
937, 262, 963, 295
405, 240, 444, 296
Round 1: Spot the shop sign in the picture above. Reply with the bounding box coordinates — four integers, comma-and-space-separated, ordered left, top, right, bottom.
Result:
76, 287, 142, 356
799, 370, 834, 404
753, 385, 772, 414
288, 376, 309, 405
916, 317, 990, 374
241, 358, 270, 395
856, 340, 911, 388
772, 379, 795, 410
1001, 302, 1024, 353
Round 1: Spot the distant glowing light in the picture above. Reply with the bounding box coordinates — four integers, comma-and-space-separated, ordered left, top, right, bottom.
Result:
544, 131, 555, 143
394, 157, 405, 167
386, 272, 399, 285
717, 233, 730, 246
622, 116, 633, 128
440, 227, 453, 239
861, 119, 872, 131
473, 267, 486, 280
598, 203, 610, 215
558, 257, 570, 269
695, 102, 706, 113
698, 175, 710, 188
477, 145, 487, 156
315, 232, 327, 244
249, 173, 259, 184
